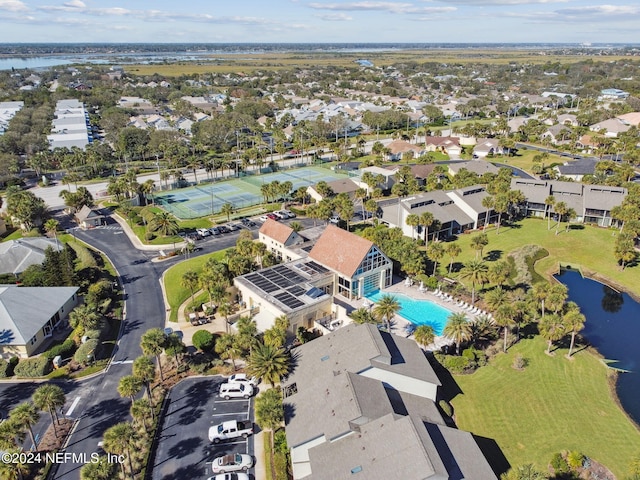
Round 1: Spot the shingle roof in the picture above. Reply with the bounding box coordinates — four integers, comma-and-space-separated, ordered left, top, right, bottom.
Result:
448, 160, 499, 176
0, 238, 63, 275
0, 286, 78, 345
309, 225, 373, 277
259, 219, 294, 244
556, 158, 598, 175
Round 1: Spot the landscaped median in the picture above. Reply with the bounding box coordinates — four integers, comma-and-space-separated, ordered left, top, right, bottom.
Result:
450, 335, 640, 477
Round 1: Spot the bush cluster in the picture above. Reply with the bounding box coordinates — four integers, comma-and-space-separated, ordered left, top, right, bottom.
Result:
508, 244, 548, 285
74, 338, 100, 365
0, 357, 18, 378
44, 339, 77, 360
14, 356, 52, 377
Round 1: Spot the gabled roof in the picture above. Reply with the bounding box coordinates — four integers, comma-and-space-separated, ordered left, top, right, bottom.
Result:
259, 219, 295, 244
0, 286, 79, 345
448, 160, 499, 176
0, 238, 62, 275
387, 139, 422, 155
76, 205, 103, 222
555, 158, 598, 175
309, 225, 374, 277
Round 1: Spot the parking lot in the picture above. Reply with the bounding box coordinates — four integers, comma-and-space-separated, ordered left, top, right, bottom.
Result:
150, 377, 256, 480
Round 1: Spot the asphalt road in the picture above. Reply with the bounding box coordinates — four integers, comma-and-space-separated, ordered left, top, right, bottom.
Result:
151, 377, 256, 480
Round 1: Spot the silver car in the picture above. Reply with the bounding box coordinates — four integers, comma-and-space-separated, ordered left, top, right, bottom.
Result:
211, 453, 253, 474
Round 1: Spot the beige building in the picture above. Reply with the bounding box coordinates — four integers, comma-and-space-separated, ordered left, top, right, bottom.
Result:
258, 220, 305, 262
0, 286, 79, 358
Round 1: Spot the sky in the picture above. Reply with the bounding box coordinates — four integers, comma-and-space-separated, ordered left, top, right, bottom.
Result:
0, 0, 639, 44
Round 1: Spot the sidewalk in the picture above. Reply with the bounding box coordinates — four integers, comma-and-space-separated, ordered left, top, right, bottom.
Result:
109, 211, 187, 251
254, 431, 267, 480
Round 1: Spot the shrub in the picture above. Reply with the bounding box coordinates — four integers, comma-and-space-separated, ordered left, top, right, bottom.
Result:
425, 276, 439, 290
462, 347, 477, 361
512, 353, 527, 370
14, 356, 52, 377
144, 231, 156, 242
86, 280, 113, 306
68, 242, 97, 269
192, 330, 215, 352
443, 355, 470, 374
439, 399, 453, 417
83, 329, 103, 342
0, 359, 12, 378
550, 452, 569, 475
74, 338, 99, 365
45, 339, 77, 360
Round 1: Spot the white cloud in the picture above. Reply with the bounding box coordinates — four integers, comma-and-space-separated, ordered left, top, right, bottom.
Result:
0, 0, 28, 12
316, 12, 353, 20
433, 0, 568, 4
63, 0, 85, 8
308, 1, 455, 13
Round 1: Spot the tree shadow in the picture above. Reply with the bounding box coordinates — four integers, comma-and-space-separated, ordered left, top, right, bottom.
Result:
484, 250, 502, 262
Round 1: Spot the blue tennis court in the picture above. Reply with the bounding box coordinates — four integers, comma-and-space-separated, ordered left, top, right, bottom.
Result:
155, 166, 350, 219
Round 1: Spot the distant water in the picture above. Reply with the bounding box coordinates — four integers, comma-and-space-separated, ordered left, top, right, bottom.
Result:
555, 269, 640, 426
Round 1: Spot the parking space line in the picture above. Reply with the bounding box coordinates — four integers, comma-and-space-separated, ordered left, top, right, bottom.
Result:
209, 439, 248, 447
211, 412, 247, 417
214, 399, 250, 405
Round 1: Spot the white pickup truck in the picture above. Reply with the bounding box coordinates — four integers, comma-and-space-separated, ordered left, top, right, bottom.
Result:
208, 420, 253, 444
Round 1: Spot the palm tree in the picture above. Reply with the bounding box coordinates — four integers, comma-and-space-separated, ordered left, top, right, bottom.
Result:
0, 448, 29, 480
132, 356, 156, 407
406, 213, 420, 241
414, 325, 435, 349
246, 343, 290, 387
488, 260, 512, 288
220, 202, 234, 221
9, 403, 39, 450
217, 301, 233, 334
140, 328, 167, 382
539, 313, 565, 355
181, 270, 199, 306
215, 333, 240, 370
445, 243, 462, 274
427, 242, 445, 276
69, 304, 101, 335
563, 305, 586, 358
118, 375, 142, 406
484, 286, 510, 312
459, 260, 489, 304
33, 384, 66, 437
149, 211, 179, 237
80, 455, 116, 480
254, 388, 284, 454
553, 201, 568, 235
373, 294, 401, 332
494, 304, 516, 352
289, 220, 302, 232
350, 307, 377, 324
470, 234, 487, 259
545, 195, 555, 230
419, 211, 435, 246
103, 422, 136, 479
0, 418, 26, 450
546, 283, 568, 314
44, 218, 60, 248
532, 282, 551, 319
130, 398, 153, 430
443, 312, 471, 355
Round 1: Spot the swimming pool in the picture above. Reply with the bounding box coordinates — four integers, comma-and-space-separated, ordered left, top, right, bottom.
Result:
366, 291, 452, 336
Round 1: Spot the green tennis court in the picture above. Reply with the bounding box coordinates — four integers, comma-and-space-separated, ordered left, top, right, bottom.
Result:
155, 166, 349, 219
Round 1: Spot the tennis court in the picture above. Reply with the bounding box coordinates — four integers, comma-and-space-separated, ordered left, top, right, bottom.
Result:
155, 166, 350, 219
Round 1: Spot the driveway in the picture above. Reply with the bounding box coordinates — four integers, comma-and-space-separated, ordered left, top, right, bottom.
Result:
151, 377, 256, 480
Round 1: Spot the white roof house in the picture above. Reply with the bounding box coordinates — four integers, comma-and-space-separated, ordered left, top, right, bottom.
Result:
0, 237, 63, 275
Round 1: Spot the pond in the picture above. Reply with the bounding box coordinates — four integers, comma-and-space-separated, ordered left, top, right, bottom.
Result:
555, 269, 640, 426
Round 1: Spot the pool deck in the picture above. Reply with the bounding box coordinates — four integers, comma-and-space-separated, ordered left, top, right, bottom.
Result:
378, 280, 488, 352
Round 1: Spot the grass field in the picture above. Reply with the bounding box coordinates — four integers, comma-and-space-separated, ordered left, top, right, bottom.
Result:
446, 218, 640, 298
124, 50, 632, 76
451, 336, 640, 477
163, 249, 228, 322
493, 149, 568, 175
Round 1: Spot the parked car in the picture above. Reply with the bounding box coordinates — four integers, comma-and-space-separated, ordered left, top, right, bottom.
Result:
329, 215, 340, 224
211, 453, 253, 474
208, 474, 249, 480
197, 228, 211, 237
281, 209, 296, 218
209, 420, 253, 443
227, 223, 241, 231
266, 213, 279, 221
228, 373, 259, 387
219, 382, 253, 399
272, 211, 287, 219
210, 227, 221, 235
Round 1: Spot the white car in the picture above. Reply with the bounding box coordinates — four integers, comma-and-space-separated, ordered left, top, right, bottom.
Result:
208, 474, 249, 480
228, 373, 259, 387
219, 382, 253, 399
281, 209, 296, 218
211, 453, 253, 474
329, 215, 340, 224
196, 228, 211, 237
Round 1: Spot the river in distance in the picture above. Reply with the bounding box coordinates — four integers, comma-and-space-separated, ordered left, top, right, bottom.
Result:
556, 269, 640, 426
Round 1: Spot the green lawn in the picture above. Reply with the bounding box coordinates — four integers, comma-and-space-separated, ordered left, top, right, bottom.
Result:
447, 218, 640, 298
451, 336, 640, 477
163, 249, 228, 322
491, 149, 567, 175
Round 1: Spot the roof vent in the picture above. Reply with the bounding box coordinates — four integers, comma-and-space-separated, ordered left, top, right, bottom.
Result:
321, 355, 330, 362
351, 466, 363, 474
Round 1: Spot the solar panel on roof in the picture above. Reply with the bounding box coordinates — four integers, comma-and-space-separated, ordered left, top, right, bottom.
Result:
288, 285, 305, 296
306, 287, 326, 299
274, 292, 304, 309
307, 261, 329, 274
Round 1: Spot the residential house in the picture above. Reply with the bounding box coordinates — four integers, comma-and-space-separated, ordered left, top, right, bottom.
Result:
541, 124, 571, 145
590, 118, 630, 138
386, 139, 424, 161
0, 286, 79, 358
473, 138, 506, 158
600, 88, 629, 100
355, 165, 398, 192
448, 160, 500, 177
379, 186, 497, 239
258, 219, 305, 262
283, 323, 498, 480
0, 238, 63, 275
510, 178, 626, 227
47, 99, 91, 151
554, 158, 599, 181
617, 112, 640, 127
75, 206, 105, 229
424, 136, 462, 157
0, 101, 24, 136
307, 178, 360, 203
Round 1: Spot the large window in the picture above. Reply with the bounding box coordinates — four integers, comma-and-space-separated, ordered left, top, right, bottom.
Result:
355, 247, 390, 275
